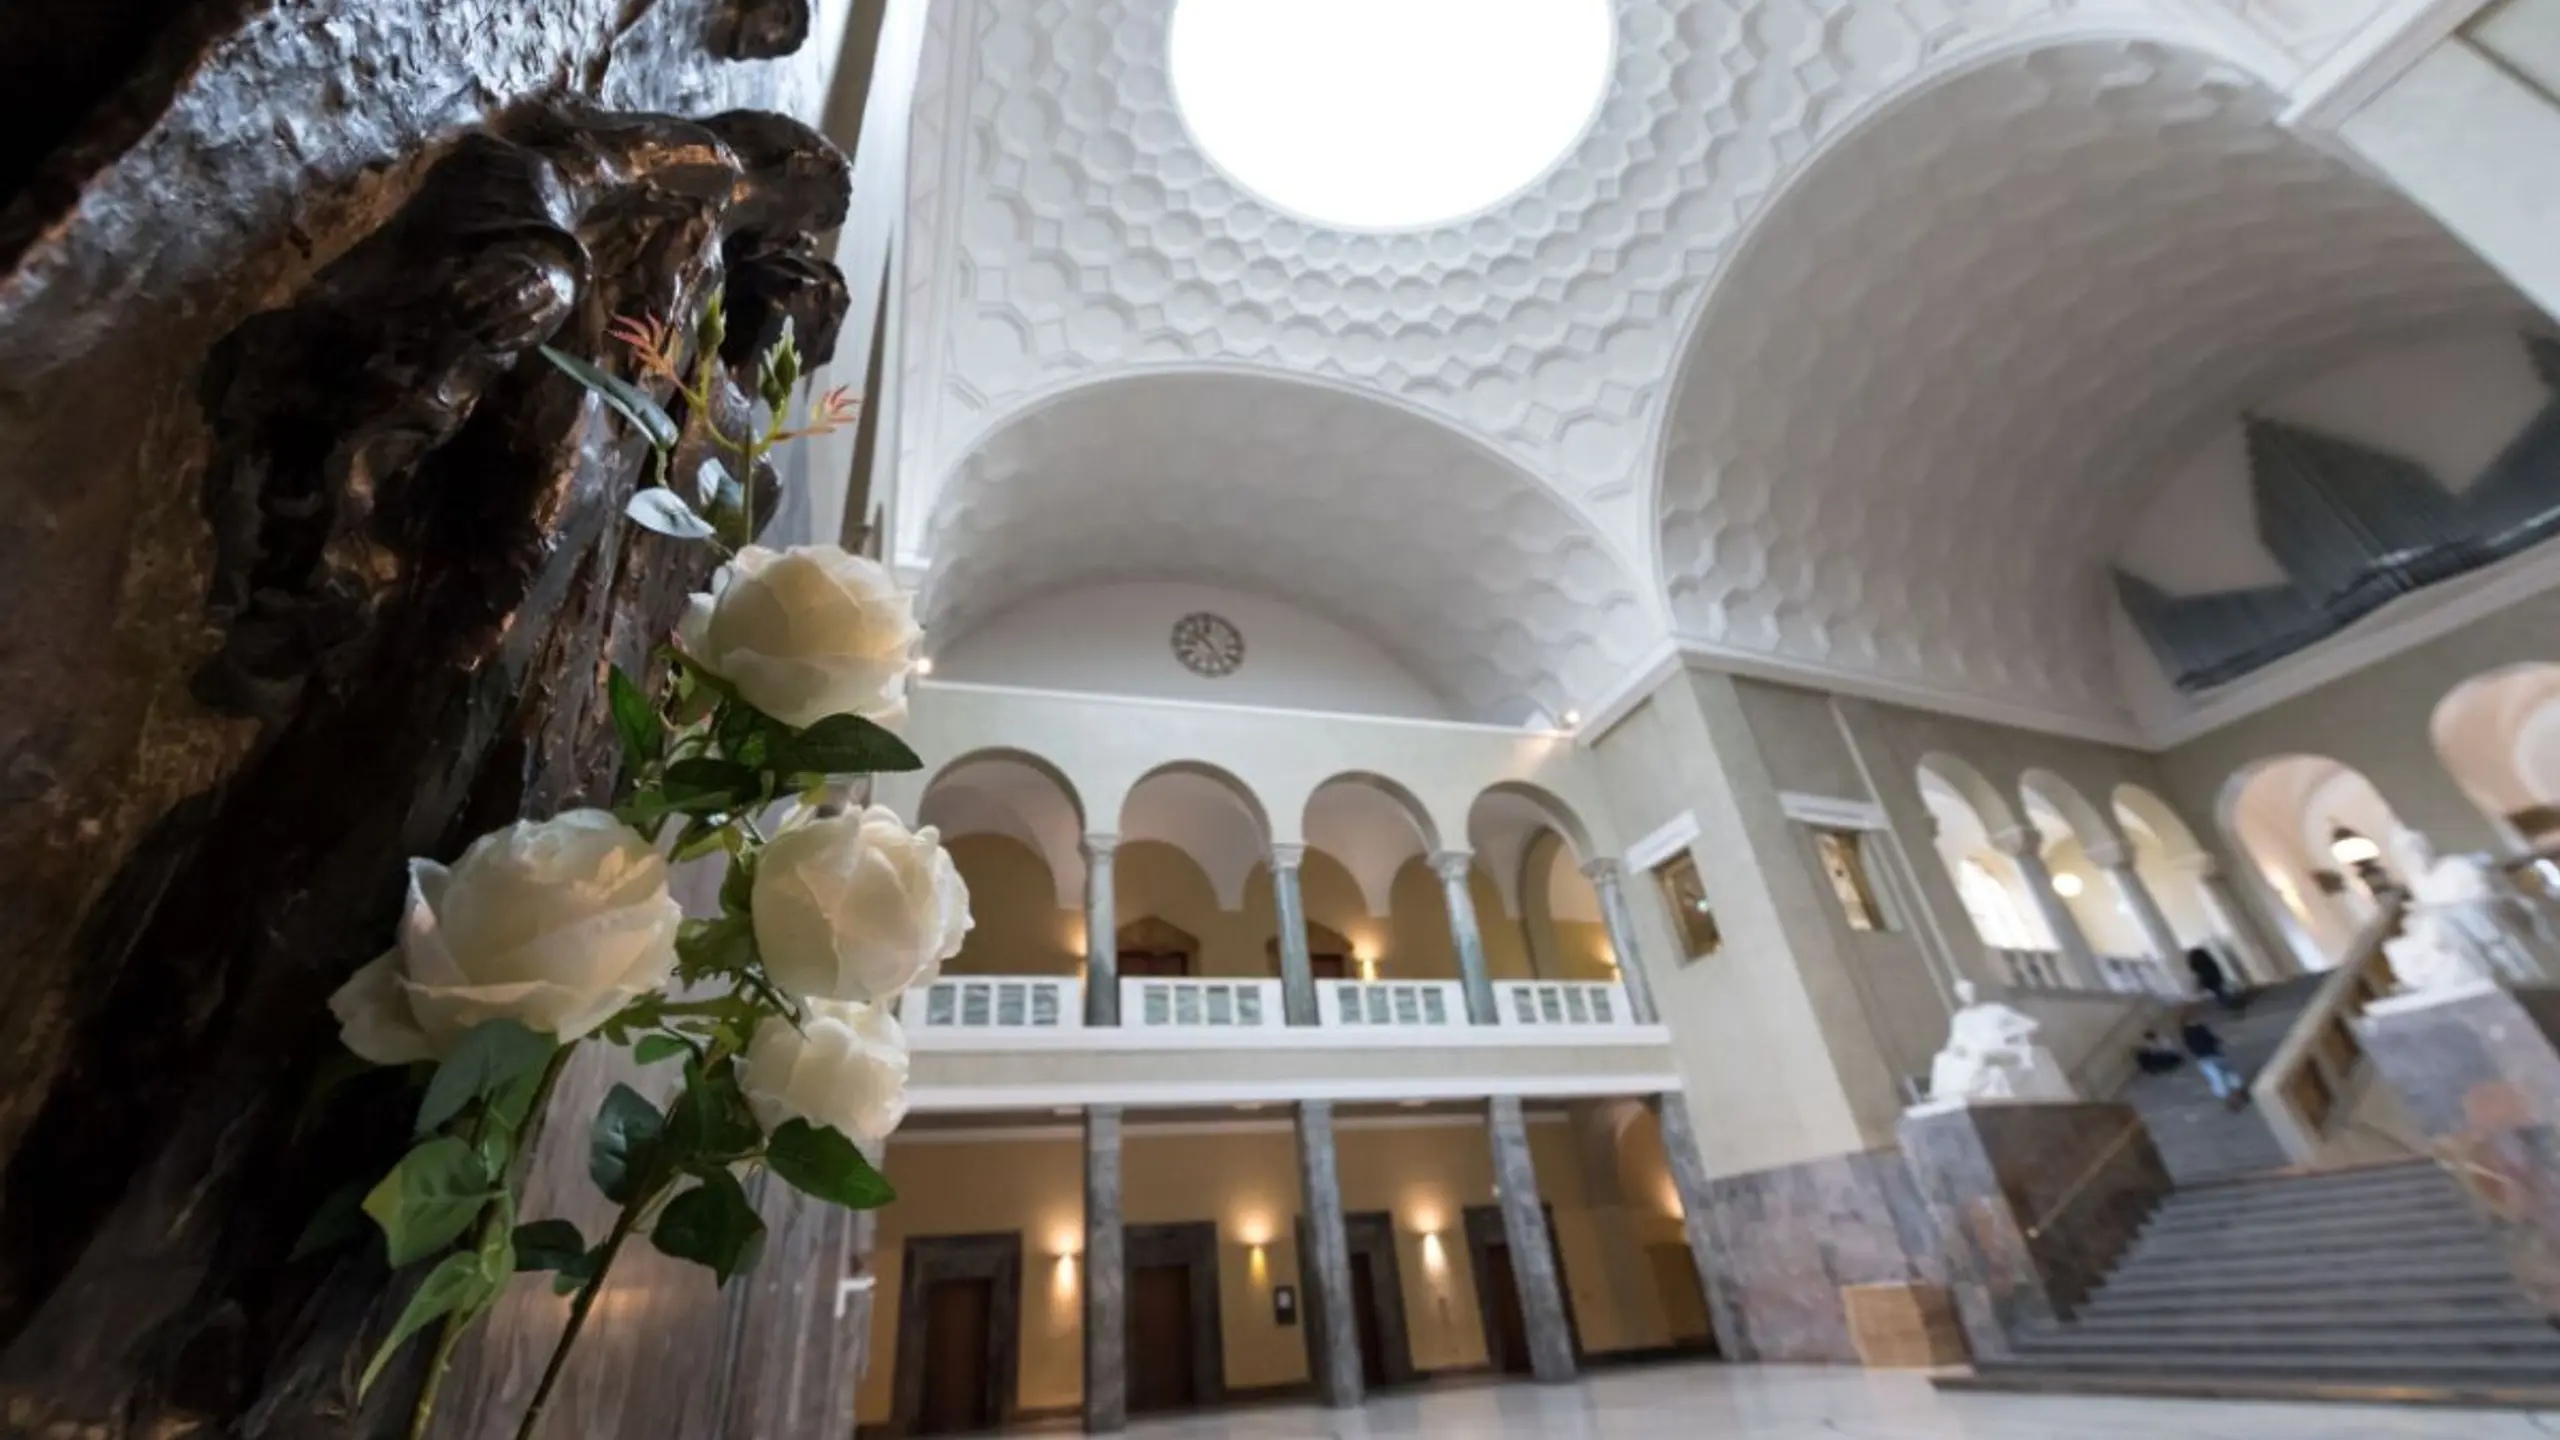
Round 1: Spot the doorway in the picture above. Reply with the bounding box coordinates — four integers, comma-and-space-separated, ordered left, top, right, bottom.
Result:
1124, 1221, 1224, 1416
1118, 916, 1198, 978
1296, 1209, 1416, 1390
1647, 1241, 1722, 1356
1462, 1204, 1582, 1375
892, 1233, 1022, 1436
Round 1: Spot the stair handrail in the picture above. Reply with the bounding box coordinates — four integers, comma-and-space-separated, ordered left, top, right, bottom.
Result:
2250, 901, 2405, 1165
2022, 1117, 2150, 1243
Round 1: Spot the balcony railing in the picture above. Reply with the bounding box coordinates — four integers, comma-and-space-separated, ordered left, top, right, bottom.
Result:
1123, 977, 1284, 1031
901, 975, 1081, 1034
1498, 980, 1628, 1028
902, 972, 1661, 1047
2097, 954, 2187, 998
1320, 979, 1467, 1030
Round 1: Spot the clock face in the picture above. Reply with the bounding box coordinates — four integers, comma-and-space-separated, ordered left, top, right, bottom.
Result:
1171, 612, 1245, 678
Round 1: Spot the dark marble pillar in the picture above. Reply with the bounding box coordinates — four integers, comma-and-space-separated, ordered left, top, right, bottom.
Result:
1083, 1105, 1126, 1433
1084, 834, 1120, 1026
1272, 844, 1319, 1026
1486, 1096, 1577, 1382
1436, 851, 1498, 1024
1651, 1091, 1744, 1356
1686, 1147, 1943, 1363
1895, 1100, 2169, 1358
1294, 1101, 1364, 1407
718, 1178, 873, 1440
1585, 859, 1661, 1024
2362, 983, 2560, 1314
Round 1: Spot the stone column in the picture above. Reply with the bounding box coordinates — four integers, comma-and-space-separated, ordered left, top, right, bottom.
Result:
1485, 1096, 1577, 1382
2088, 839, 2184, 983
1083, 833, 1119, 1026
2182, 853, 2281, 984
1434, 850, 1498, 1024
1991, 825, 2098, 990
1083, 1105, 1125, 1434
1293, 1101, 1364, 1408
1652, 1090, 1744, 1359
1582, 857, 1660, 1024
1271, 842, 1318, 1026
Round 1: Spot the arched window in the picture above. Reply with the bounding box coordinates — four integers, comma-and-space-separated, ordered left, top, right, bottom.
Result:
1957, 857, 2046, 950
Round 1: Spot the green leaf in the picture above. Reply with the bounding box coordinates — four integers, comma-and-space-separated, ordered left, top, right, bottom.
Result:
416, 1020, 558, 1138
718, 848, 756, 919
663, 756, 762, 815
607, 665, 663, 771
770, 713, 922, 778
358, 1248, 501, 1397
767, 1120, 897, 1210
651, 1168, 767, 1285
633, 1034, 692, 1066
590, 1084, 666, 1204
512, 1218, 589, 1274
715, 699, 772, 770
289, 1180, 372, 1262
627, 488, 720, 542
363, 1138, 497, 1268
539, 344, 680, 448
668, 1058, 762, 1168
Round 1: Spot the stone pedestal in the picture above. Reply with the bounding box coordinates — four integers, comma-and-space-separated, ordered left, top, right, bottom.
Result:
2362, 983, 2560, 1315
1896, 1100, 2170, 1359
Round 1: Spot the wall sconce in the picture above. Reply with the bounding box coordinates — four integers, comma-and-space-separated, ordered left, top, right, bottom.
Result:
1418, 1230, 1448, 1277
2330, 826, 2380, 867
2050, 872, 2083, 898
1357, 955, 1380, 981
1247, 1242, 1269, 1286
1053, 1251, 1079, 1298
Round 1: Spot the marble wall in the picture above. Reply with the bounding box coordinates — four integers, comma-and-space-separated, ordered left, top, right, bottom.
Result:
1694, 1147, 1943, 1363
1897, 1101, 2170, 1358
2363, 984, 2560, 1315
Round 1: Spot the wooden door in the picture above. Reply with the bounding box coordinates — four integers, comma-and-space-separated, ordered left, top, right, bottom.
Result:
1309, 953, 1348, 981
1347, 1251, 1389, 1387
1648, 1242, 1719, 1353
917, 1276, 994, 1434
1482, 1244, 1534, 1375
1120, 950, 1190, 978
1127, 1263, 1196, 1413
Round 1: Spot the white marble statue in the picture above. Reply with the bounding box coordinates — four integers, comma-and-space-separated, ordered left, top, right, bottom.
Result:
1924, 980, 2079, 1105
2382, 825, 2560, 996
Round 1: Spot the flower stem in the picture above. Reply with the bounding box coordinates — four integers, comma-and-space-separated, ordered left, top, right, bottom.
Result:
511, 1185, 653, 1440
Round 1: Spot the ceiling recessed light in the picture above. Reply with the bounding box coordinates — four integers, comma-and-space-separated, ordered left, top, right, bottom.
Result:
2051, 873, 2084, 898
914, 655, 936, 677
1562, 709, 1582, 727
1168, 0, 1614, 233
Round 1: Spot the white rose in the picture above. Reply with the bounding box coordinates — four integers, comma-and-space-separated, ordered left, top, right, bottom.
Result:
676, 544, 920, 730
740, 998, 911, 1144
752, 805, 972, 1004
328, 810, 682, 1064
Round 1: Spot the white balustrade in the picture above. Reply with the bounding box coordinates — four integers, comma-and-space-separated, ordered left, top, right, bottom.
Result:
901, 975, 1081, 1033
1995, 948, 2067, 990
2097, 954, 2186, 998
1318, 979, 1468, 1030
1496, 980, 1633, 1029
1121, 977, 1286, 1031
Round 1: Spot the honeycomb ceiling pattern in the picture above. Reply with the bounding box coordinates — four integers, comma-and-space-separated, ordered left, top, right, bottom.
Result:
919, 374, 1655, 724
1656, 40, 2517, 728
906, 0, 2094, 516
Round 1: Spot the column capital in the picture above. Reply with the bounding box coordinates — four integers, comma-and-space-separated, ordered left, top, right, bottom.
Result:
1081, 831, 1120, 861
1579, 856, 1627, 886
1987, 824, 2044, 859
1270, 842, 1307, 871
1430, 850, 1477, 884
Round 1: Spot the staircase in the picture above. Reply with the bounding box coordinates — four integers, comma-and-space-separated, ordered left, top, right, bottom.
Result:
2113, 975, 2324, 1184
1941, 976, 2560, 1405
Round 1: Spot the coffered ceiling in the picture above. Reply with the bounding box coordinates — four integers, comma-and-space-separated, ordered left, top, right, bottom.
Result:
893, 0, 2522, 735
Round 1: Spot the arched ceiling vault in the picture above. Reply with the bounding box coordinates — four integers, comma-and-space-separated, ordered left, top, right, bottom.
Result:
1653, 39, 2519, 730
921, 373, 1655, 723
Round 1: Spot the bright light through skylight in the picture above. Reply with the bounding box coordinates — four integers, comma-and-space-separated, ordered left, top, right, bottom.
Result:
1167, 0, 1614, 232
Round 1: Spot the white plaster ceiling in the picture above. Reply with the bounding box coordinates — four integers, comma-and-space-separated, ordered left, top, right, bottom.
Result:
921, 755, 1089, 908
1120, 768, 1269, 908
1656, 40, 2517, 732
896, 0, 2517, 734
1304, 781, 1433, 918
2430, 663, 2560, 820
918, 373, 1654, 723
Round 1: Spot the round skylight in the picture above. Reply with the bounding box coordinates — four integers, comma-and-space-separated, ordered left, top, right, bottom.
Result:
1167, 0, 1615, 233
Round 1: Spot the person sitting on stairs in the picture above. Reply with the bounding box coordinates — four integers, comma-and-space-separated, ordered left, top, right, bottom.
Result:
2182, 1016, 2246, 1108
2134, 1029, 2184, 1076
2186, 945, 2244, 1014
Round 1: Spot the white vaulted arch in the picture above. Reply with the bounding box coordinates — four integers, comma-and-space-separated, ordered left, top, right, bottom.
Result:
919, 371, 1657, 724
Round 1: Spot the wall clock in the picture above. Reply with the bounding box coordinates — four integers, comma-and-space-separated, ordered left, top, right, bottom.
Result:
1171, 611, 1244, 677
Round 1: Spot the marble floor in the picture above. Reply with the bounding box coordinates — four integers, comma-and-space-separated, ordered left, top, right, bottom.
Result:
1112, 1365, 2560, 1439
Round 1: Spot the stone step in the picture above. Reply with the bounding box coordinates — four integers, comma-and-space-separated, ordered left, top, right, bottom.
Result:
1938, 1367, 2560, 1409
2137, 1188, 2469, 1234
2119, 1214, 2496, 1261
1974, 1347, 2560, 1384
2012, 1320, 2560, 1359
2074, 1277, 2534, 1318
2173, 1160, 2445, 1203
2091, 1250, 2517, 1299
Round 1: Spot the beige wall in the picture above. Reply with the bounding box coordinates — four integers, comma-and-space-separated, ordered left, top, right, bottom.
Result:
858, 1114, 1685, 1423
